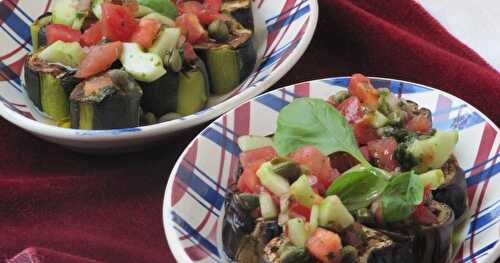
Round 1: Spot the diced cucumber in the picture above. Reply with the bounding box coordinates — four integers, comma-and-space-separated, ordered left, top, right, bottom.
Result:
71, 11, 88, 30
287, 218, 309, 247
148, 28, 181, 60
51, 0, 78, 26
369, 110, 389, 128
142, 12, 176, 27
120, 43, 166, 82
135, 5, 155, 17
290, 175, 317, 208
91, 0, 103, 19
278, 195, 290, 225
309, 204, 320, 232
237, 135, 273, 152
319, 195, 354, 231
259, 191, 278, 219
408, 131, 459, 172
419, 169, 445, 190
138, 0, 178, 19
257, 162, 290, 196
38, 41, 86, 68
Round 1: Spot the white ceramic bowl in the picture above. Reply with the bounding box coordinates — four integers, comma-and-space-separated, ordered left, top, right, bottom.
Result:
0, 0, 318, 152
164, 77, 500, 263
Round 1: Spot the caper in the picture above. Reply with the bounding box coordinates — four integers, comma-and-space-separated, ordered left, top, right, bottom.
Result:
334, 90, 350, 104
208, 19, 230, 42
141, 112, 157, 125
158, 112, 182, 123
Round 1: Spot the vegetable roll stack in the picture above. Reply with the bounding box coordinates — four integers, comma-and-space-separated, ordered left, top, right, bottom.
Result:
196, 10, 256, 95
24, 51, 81, 121
69, 70, 143, 130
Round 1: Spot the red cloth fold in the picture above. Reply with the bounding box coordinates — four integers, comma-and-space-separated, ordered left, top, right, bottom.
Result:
1, 1, 499, 262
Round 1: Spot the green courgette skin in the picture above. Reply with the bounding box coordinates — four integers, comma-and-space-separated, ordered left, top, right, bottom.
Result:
139, 71, 179, 117
31, 13, 52, 52
139, 59, 209, 117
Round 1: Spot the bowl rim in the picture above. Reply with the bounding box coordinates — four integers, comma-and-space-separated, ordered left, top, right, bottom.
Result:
162, 75, 500, 263
0, 0, 320, 142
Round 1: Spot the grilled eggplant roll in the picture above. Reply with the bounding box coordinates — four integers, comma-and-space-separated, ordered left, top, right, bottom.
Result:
434, 156, 468, 220
412, 201, 455, 263
69, 70, 143, 130
196, 6, 256, 95
24, 51, 81, 121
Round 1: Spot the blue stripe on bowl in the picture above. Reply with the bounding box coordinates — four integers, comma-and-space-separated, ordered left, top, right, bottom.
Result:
255, 93, 289, 111
266, 3, 310, 33
201, 127, 241, 156
177, 164, 225, 211
171, 211, 220, 256
466, 162, 499, 187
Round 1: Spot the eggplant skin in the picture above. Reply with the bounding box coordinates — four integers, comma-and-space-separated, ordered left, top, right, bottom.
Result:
24, 57, 42, 109
433, 156, 468, 219
223, 189, 257, 260
139, 71, 179, 117
413, 201, 454, 263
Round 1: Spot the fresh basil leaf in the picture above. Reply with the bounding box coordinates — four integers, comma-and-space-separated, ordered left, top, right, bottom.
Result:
326, 167, 388, 211
381, 171, 424, 223
272, 98, 369, 166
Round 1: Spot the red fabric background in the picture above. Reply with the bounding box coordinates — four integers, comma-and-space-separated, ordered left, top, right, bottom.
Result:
1, 0, 499, 262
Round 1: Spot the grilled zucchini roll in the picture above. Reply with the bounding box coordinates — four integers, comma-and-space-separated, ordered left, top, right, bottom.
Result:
69, 70, 143, 130
24, 41, 85, 120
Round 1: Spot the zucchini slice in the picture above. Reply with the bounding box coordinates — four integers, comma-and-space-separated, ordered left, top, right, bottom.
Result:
70, 70, 143, 130
195, 14, 256, 95
24, 54, 80, 120
30, 13, 52, 52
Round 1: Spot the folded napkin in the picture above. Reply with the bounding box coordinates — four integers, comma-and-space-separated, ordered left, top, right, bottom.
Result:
1, 1, 499, 263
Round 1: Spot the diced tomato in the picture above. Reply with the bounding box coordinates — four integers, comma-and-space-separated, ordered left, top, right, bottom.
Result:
318, 157, 337, 189
80, 22, 103, 47
177, 1, 204, 15
290, 146, 325, 177
237, 161, 263, 193
329, 152, 359, 173
413, 204, 438, 225
371, 200, 384, 225
367, 137, 398, 171
289, 202, 311, 221
306, 228, 343, 263
204, 0, 221, 13
46, 24, 82, 45
239, 146, 277, 169
177, 0, 223, 24
101, 3, 138, 42
352, 118, 379, 145
75, 41, 123, 79
349, 73, 379, 110
336, 96, 364, 124
405, 114, 432, 134
176, 13, 208, 44
183, 42, 198, 63
130, 19, 161, 48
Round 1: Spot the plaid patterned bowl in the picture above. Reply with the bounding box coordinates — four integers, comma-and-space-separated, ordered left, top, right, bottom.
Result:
0, 0, 318, 152
163, 77, 500, 263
